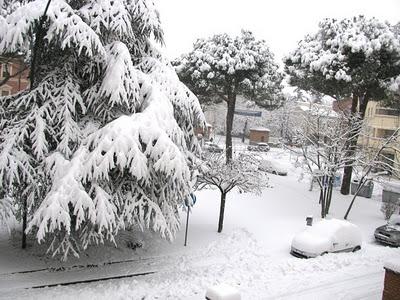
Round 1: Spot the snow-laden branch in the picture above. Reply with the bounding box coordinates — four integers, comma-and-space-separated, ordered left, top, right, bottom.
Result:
0, 0, 105, 57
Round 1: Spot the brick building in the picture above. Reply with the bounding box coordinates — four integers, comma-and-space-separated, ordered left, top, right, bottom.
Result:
0, 56, 30, 96
249, 127, 270, 145
383, 262, 400, 300
332, 97, 353, 113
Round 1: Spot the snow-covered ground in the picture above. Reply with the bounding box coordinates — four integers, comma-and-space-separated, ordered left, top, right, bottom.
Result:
0, 147, 399, 299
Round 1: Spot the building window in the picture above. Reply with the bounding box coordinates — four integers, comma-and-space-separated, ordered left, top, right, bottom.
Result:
1, 63, 9, 78
376, 108, 400, 116
1, 90, 10, 96
375, 128, 396, 138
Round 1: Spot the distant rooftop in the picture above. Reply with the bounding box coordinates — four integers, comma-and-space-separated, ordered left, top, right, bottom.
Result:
249, 127, 270, 132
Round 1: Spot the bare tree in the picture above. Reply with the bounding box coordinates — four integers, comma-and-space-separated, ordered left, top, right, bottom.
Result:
288, 105, 363, 218
195, 152, 269, 233
344, 127, 400, 219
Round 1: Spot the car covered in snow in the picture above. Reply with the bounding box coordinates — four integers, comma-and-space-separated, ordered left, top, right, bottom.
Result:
203, 142, 223, 153
258, 159, 288, 176
290, 219, 362, 258
374, 215, 400, 247
247, 142, 270, 152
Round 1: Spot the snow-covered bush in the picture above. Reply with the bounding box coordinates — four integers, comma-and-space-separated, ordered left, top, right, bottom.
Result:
381, 199, 400, 221
0, 0, 205, 259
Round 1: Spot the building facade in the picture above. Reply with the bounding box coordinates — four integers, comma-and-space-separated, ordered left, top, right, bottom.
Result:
0, 56, 30, 96
358, 101, 400, 176
249, 127, 270, 144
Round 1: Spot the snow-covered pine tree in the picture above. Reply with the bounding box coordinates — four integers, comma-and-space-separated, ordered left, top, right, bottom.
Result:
284, 16, 400, 195
0, 0, 205, 259
174, 30, 284, 162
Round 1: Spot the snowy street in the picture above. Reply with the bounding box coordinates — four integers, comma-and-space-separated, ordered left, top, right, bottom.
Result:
0, 148, 399, 299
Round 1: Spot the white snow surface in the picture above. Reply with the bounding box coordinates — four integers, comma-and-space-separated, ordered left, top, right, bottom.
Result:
205, 284, 241, 300
384, 260, 400, 274
0, 147, 399, 299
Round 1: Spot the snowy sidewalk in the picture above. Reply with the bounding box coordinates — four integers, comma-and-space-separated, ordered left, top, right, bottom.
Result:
0, 256, 159, 291
269, 266, 383, 300
0, 229, 398, 300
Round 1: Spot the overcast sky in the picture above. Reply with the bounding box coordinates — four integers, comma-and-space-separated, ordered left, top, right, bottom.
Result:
158, 0, 400, 63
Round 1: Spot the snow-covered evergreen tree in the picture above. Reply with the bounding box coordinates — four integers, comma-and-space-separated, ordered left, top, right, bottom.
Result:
174, 30, 284, 162
0, 0, 205, 259
284, 16, 400, 195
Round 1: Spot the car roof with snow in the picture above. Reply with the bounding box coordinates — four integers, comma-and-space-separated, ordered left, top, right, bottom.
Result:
306, 219, 359, 237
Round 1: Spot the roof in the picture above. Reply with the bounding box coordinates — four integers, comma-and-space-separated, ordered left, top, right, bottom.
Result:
296, 101, 337, 118
249, 127, 270, 132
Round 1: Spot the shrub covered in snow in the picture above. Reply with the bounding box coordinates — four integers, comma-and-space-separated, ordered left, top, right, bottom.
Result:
381, 198, 400, 221
0, 0, 205, 259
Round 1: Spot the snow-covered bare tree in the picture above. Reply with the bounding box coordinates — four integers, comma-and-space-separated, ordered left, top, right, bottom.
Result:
284, 16, 400, 195
0, 0, 205, 259
288, 106, 363, 218
344, 127, 400, 219
174, 30, 284, 162
195, 152, 268, 233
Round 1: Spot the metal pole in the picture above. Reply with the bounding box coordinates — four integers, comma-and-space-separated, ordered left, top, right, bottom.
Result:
184, 207, 190, 246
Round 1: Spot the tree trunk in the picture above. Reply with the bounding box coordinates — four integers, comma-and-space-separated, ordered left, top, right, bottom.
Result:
326, 177, 333, 215
21, 0, 52, 250
241, 120, 247, 143
30, 0, 52, 91
217, 192, 227, 233
21, 196, 27, 249
321, 176, 327, 218
225, 88, 237, 163
340, 94, 359, 195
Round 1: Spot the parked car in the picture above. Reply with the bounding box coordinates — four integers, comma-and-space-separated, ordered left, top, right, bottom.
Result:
290, 218, 362, 258
247, 142, 270, 152
203, 142, 223, 153
374, 215, 400, 247
258, 159, 288, 176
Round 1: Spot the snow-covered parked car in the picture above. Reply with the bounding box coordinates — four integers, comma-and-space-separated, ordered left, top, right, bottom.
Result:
247, 142, 270, 152
203, 142, 223, 153
374, 215, 400, 247
290, 219, 362, 258
258, 159, 287, 176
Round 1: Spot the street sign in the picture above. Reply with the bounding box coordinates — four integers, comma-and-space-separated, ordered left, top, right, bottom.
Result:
234, 109, 262, 117
185, 193, 197, 207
